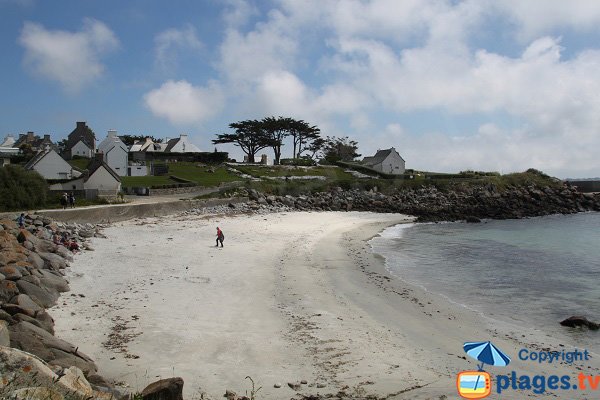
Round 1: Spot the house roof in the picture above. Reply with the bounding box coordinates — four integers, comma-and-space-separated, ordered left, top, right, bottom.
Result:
65, 122, 95, 152
24, 149, 52, 169
362, 148, 405, 166
86, 156, 121, 182
164, 137, 180, 152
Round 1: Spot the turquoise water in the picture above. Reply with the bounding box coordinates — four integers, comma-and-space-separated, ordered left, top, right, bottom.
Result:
370, 212, 600, 350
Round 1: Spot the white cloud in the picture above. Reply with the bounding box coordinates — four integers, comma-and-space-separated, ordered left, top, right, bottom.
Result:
222, 0, 259, 28
144, 80, 224, 125
210, 1, 600, 177
218, 17, 297, 86
492, 0, 600, 41
154, 25, 202, 70
19, 18, 119, 93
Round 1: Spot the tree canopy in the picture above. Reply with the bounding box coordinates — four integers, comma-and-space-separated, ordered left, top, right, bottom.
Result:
213, 116, 324, 164
322, 136, 361, 163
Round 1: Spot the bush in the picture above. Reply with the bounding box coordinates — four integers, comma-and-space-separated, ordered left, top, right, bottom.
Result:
0, 165, 49, 211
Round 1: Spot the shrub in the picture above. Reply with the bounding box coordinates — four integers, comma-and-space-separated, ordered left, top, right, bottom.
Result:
0, 165, 49, 211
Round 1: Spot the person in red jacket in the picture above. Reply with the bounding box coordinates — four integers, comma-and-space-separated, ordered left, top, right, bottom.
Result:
216, 227, 224, 247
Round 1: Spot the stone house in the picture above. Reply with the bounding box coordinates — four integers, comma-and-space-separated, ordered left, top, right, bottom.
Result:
63, 122, 96, 159
13, 132, 56, 153
362, 147, 406, 175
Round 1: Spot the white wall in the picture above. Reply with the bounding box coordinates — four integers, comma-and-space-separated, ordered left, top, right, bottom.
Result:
105, 146, 128, 176
128, 165, 148, 176
84, 166, 121, 192
32, 150, 73, 179
170, 135, 201, 153
71, 140, 93, 158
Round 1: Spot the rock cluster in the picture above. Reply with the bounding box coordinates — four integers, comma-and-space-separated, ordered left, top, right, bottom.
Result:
0, 214, 118, 398
238, 183, 600, 222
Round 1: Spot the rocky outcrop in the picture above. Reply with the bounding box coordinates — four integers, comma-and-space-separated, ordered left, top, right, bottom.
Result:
0, 346, 116, 400
560, 316, 600, 330
228, 183, 600, 222
0, 214, 114, 396
141, 377, 185, 400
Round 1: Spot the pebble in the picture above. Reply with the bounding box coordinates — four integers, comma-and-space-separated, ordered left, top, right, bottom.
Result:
274, 383, 282, 388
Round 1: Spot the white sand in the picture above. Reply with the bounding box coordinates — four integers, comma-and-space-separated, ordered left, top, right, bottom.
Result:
51, 211, 600, 399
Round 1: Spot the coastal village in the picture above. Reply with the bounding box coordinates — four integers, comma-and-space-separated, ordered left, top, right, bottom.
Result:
0, 120, 408, 204
2, 2, 600, 398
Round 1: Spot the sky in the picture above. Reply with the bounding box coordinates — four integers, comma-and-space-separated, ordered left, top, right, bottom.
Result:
1, 0, 600, 178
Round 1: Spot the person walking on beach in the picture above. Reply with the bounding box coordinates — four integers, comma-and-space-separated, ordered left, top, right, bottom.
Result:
216, 227, 224, 247
60, 193, 68, 209
68, 192, 75, 208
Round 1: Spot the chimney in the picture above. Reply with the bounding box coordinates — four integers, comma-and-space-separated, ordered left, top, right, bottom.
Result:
108, 129, 117, 138
180, 133, 188, 138
76, 121, 86, 129
94, 152, 104, 162
27, 132, 34, 141
44, 134, 50, 140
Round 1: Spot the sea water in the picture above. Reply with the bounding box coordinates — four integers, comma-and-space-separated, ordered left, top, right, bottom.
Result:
369, 212, 600, 351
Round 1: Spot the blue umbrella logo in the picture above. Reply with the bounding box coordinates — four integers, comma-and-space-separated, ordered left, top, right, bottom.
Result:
463, 341, 511, 371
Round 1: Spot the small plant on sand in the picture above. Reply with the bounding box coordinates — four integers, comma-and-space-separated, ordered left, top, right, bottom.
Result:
245, 376, 262, 400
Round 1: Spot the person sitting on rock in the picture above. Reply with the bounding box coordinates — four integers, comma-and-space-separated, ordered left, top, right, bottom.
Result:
17, 213, 25, 229
68, 239, 80, 252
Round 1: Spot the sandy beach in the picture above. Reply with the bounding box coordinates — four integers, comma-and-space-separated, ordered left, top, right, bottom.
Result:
51, 211, 600, 399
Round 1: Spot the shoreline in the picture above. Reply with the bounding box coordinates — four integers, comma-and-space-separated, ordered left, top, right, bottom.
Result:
50, 211, 600, 399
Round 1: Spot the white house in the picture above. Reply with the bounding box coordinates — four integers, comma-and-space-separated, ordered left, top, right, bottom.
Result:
24, 148, 81, 180
64, 121, 96, 159
129, 137, 165, 153
98, 130, 128, 176
0, 134, 19, 166
0, 134, 16, 148
84, 154, 121, 196
164, 134, 201, 153
362, 147, 406, 175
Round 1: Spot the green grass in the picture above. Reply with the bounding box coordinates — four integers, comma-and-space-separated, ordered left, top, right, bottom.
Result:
236, 165, 354, 180
120, 163, 241, 188
67, 157, 90, 170
168, 162, 240, 186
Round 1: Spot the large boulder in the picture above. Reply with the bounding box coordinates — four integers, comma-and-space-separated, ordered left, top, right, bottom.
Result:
16, 280, 59, 308
141, 377, 184, 400
37, 252, 67, 271
0, 265, 23, 280
38, 270, 70, 293
0, 346, 111, 400
0, 320, 9, 346
560, 316, 600, 330
13, 293, 44, 315
8, 321, 98, 375
27, 252, 45, 270
0, 279, 20, 302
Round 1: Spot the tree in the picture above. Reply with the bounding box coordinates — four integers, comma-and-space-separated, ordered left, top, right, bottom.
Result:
212, 120, 274, 163
322, 136, 361, 163
262, 116, 290, 165
288, 119, 321, 159
305, 137, 326, 160
120, 135, 163, 146
0, 165, 48, 211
